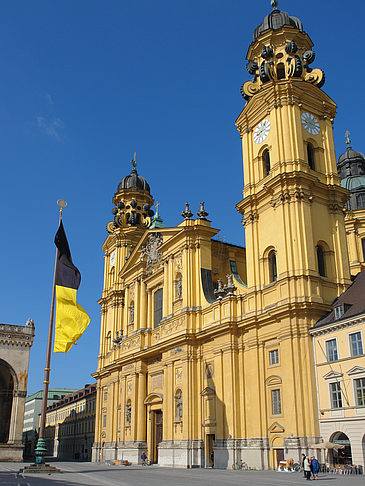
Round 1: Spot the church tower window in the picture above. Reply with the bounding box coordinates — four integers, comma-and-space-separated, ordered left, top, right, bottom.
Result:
362, 238, 365, 261
263, 149, 271, 177
317, 245, 326, 277
269, 250, 277, 283
277, 63, 286, 80
307, 143, 315, 170
154, 289, 163, 328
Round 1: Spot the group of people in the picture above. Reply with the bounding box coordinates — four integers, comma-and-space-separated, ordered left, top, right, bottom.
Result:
302, 454, 320, 480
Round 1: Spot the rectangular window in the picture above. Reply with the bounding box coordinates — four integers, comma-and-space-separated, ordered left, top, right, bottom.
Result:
330, 382, 343, 409
269, 349, 279, 365
362, 238, 365, 261
334, 305, 344, 320
326, 339, 338, 362
103, 415, 107, 428
349, 332, 363, 357
104, 391, 108, 402
271, 389, 282, 415
354, 378, 365, 406
154, 289, 163, 328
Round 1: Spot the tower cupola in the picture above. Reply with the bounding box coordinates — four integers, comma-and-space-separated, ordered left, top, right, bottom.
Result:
242, 0, 325, 100
338, 135, 365, 210
106, 158, 154, 234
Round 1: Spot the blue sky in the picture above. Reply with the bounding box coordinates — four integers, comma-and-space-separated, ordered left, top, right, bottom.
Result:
1, 0, 364, 395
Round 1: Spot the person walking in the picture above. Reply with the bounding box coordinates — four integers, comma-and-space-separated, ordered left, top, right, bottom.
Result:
303, 455, 311, 480
301, 453, 307, 478
310, 456, 320, 480
141, 452, 148, 466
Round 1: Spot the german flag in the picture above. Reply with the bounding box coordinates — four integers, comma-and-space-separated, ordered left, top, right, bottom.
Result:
54, 222, 90, 353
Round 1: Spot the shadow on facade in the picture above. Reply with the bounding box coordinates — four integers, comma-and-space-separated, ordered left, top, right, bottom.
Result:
203, 366, 229, 469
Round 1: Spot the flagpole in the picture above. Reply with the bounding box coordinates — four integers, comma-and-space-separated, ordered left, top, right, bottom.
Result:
34, 199, 67, 466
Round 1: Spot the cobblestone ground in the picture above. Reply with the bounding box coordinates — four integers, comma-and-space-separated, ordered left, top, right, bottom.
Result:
0, 462, 363, 486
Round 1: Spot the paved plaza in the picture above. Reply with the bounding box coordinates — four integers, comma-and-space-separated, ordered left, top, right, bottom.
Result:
0, 462, 363, 486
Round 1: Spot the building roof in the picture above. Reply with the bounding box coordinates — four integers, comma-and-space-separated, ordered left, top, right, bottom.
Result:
117, 167, 150, 193
314, 270, 365, 328
26, 389, 77, 402
253, 6, 303, 41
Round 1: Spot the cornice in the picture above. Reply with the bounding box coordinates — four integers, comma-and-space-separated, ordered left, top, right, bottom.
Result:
310, 314, 365, 337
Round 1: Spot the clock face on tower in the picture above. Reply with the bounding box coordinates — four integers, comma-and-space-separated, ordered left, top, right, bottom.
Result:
254, 119, 270, 144
301, 112, 320, 135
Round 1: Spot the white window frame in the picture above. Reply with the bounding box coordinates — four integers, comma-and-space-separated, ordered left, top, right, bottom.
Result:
348, 330, 363, 357
329, 381, 343, 409
269, 349, 279, 366
325, 337, 339, 362
334, 305, 344, 320
353, 376, 365, 407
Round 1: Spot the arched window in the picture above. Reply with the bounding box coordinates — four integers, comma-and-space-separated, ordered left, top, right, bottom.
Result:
317, 245, 326, 277
269, 250, 277, 282
263, 149, 271, 177
307, 143, 315, 170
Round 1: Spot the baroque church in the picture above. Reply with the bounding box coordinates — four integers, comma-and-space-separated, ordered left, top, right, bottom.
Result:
92, 2, 365, 469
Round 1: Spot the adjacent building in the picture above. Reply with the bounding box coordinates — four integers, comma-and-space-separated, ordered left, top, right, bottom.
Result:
44, 384, 96, 461
0, 319, 34, 461
23, 388, 77, 458
92, 4, 357, 470
310, 272, 365, 468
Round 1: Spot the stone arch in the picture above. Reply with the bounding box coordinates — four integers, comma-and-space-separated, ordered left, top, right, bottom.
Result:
265, 375, 282, 386
0, 359, 16, 443
329, 431, 352, 465
271, 436, 284, 448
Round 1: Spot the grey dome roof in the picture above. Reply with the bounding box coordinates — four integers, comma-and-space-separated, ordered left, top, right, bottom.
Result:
253, 8, 303, 41
341, 176, 365, 191
117, 168, 150, 193
338, 147, 365, 165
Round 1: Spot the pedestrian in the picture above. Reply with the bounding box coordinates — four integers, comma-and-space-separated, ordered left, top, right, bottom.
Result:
301, 453, 306, 478
141, 451, 147, 466
310, 455, 320, 480
303, 456, 311, 480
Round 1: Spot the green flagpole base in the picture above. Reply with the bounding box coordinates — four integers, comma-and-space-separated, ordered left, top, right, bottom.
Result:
20, 438, 61, 474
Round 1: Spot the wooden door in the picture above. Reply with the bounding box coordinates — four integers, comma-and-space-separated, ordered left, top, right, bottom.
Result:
154, 410, 163, 463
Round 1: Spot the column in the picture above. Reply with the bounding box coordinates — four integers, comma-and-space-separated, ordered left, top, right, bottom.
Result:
163, 260, 169, 318
136, 369, 147, 441
140, 281, 147, 329
147, 290, 152, 328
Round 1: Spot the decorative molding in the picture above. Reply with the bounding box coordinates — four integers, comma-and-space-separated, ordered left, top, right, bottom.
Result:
323, 370, 342, 380
347, 366, 365, 376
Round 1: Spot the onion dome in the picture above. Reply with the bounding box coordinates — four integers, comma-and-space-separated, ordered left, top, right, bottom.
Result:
253, 2, 303, 41
117, 162, 150, 193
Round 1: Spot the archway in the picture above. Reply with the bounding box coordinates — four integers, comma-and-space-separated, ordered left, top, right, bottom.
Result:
0, 361, 14, 443
330, 432, 352, 465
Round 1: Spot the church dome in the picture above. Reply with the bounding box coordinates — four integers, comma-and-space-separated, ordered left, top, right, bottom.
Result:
117, 167, 150, 193
253, 7, 303, 41
338, 147, 365, 166
341, 176, 365, 191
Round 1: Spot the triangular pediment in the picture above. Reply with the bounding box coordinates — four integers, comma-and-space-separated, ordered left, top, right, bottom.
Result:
121, 227, 184, 276
268, 421, 285, 433
347, 366, 365, 376
323, 370, 343, 380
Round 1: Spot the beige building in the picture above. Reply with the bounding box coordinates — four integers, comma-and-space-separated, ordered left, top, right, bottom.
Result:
0, 319, 34, 461
92, 4, 358, 470
44, 384, 96, 461
310, 272, 365, 468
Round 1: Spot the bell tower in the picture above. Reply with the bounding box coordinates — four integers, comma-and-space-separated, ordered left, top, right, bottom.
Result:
236, 1, 351, 307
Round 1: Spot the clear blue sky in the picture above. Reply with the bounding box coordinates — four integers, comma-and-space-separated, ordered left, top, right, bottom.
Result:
1, 0, 364, 395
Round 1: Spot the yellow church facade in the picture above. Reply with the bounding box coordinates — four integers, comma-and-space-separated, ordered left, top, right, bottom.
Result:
92, 3, 358, 469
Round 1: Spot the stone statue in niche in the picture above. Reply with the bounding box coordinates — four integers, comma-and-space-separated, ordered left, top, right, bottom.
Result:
125, 402, 131, 424
176, 391, 183, 419
130, 303, 134, 323
176, 276, 182, 299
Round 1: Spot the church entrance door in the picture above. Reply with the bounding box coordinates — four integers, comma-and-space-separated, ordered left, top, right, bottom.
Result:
153, 410, 163, 463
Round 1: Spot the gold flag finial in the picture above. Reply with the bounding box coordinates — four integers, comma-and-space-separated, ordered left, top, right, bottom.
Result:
57, 199, 67, 214
155, 201, 160, 215
345, 130, 351, 147
271, 0, 279, 8
131, 152, 137, 168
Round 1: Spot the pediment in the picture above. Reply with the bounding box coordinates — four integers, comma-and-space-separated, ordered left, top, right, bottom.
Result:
323, 370, 342, 380
201, 387, 216, 397
121, 227, 184, 277
144, 392, 163, 405
347, 366, 365, 376
265, 375, 282, 386
268, 421, 285, 433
